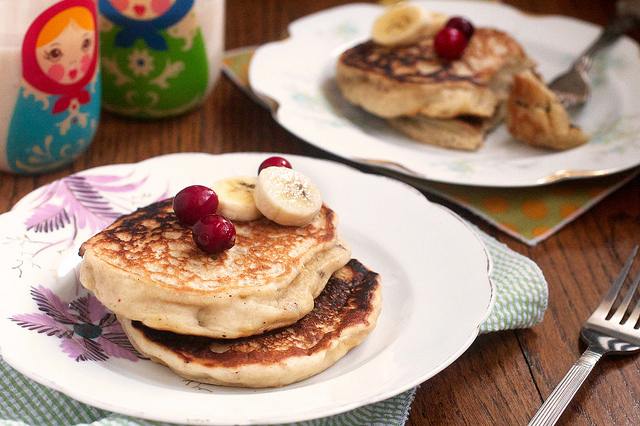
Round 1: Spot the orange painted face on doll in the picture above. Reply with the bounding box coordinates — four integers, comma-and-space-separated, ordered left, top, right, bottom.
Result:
108, 0, 177, 20
35, 7, 96, 85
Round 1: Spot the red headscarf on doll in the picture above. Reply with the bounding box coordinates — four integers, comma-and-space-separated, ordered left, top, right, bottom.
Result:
21, 0, 98, 115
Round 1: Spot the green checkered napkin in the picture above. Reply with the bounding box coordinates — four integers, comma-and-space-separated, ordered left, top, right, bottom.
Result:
0, 228, 547, 426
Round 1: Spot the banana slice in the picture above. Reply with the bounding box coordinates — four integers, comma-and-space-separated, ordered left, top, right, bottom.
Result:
372, 4, 448, 46
372, 3, 426, 46
211, 176, 263, 222
253, 167, 322, 227
423, 12, 449, 38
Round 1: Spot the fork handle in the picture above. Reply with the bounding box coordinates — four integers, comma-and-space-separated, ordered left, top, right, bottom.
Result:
574, 6, 640, 73
527, 347, 604, 426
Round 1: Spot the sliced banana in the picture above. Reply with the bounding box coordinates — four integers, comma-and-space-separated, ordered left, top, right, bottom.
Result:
423, 12, 449, 38
253, 167, 322, 227
372, 3, 448, 46
372, 3, 426, 46
211, 176, 263, 222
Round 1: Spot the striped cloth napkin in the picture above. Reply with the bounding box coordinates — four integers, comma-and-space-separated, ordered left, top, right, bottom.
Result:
0, 227, 547, 426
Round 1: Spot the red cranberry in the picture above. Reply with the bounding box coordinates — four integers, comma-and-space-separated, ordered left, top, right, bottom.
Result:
192, 214, 236, 253
258, 156, 292, 174
434, 27, 468, 60
173, 185, 219, 227
446, 16, 475, 40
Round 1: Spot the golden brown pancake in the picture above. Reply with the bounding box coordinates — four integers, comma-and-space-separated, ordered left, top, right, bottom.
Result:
388, 113, 502, 151
119, 259, 382, 388
336, 28, 536, 120
79, 198, 350, 339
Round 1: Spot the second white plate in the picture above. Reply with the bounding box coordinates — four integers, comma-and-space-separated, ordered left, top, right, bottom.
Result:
250, 1, 640, 187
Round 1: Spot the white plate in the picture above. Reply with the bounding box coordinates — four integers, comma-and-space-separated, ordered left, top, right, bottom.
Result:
0, 153, 494, 425
249, 1, 640, 187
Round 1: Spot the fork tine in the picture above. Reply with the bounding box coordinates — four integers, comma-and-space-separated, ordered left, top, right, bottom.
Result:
611, 268, 640, 324
622, 270, 640, 326
593, 245, 639, 317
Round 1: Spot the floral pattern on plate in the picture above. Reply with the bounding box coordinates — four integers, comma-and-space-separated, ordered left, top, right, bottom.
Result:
11, 286, 143, 362
6, 171, 169, 277
5, 169, 170, 362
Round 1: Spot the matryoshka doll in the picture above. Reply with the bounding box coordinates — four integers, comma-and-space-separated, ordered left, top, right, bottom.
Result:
99, 0, 220, 118
5, 0, 100, 174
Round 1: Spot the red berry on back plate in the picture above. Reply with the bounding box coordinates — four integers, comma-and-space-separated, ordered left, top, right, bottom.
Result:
258, 156, 292, 174
434, 27, 468, 60
193, 214, 236, 253
446, 16, 474, 40
173, 185, 219, 227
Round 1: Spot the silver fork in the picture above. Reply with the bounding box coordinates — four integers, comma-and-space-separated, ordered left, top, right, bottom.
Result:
528, 245, 640, 426
548, 0, 640, 112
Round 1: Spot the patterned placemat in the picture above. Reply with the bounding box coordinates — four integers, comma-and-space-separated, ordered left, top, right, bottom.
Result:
222, 46, 640, 246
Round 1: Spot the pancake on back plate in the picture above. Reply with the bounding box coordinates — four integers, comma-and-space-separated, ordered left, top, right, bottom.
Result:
119, 259, 382, 388
336, 26, 536, 150
336, 28, 535, 119
79, 198, 350, 339
387, 113, 503, 151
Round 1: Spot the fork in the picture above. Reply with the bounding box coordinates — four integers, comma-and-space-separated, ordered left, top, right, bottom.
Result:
528, 245, 640, 426
548, 0, 640, 111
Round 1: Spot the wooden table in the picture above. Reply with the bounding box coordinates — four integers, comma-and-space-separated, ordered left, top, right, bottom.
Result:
2, 0, 639, 424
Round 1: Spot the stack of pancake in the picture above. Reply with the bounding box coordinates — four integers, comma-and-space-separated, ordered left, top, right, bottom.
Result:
78, 198, 382, 388
336, 21, 537, 151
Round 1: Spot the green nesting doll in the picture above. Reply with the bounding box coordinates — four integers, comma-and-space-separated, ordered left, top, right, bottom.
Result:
99, 0, 209, 118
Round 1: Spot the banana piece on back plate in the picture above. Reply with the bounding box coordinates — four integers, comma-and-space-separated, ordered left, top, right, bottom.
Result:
372, 3, 448, 46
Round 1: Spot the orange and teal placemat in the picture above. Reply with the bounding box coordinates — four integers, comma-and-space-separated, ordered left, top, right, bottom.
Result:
396, 169, 639, 245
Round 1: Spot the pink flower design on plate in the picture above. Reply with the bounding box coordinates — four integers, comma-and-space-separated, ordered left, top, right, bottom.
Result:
15, 172, 169, 262
25, 173, 149, 236
11, 286, 143, 362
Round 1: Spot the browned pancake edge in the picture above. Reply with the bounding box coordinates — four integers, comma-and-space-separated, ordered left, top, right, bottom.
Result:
126, 258, 381, 375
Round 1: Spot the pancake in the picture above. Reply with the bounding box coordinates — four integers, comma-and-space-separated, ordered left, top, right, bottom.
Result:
79, 198, 350, 339
119, 259, 382, 388
336, 28, 535, 120
388, 112, 502, 151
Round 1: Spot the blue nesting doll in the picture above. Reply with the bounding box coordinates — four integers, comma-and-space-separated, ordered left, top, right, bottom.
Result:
5, 0, 101, 174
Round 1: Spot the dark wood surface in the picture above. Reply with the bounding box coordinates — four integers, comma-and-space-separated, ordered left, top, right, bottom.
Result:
2, 1, 640, 425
